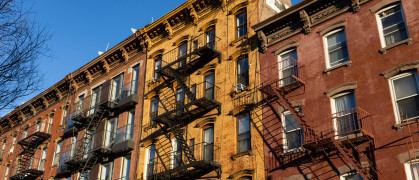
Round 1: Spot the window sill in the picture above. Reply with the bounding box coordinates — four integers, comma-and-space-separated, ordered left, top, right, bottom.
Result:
323, 61, 352, 74
393, 118, 419, 130
143, 124, 158, 131
379, 38, 412, 55
230, 34, 248, 46
228, 85, 252, 97
231, 150, 252, 161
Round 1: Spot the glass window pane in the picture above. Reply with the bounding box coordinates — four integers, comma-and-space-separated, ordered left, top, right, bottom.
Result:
238, 115, 250, 134
344, 173, 364, 180
397, 96, 419, 119
286, 130, 301, 149
380, 4, 408, 46
334, 93, 356, 113
393, 74, 418, 99
284, 113, 299, 132
238, 139, 251, 152
204, 127, 214, 144
327, 30, 346, 46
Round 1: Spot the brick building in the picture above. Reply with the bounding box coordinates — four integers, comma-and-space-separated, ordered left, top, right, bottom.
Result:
253, 0, 418, 179
0, 29, 147, 179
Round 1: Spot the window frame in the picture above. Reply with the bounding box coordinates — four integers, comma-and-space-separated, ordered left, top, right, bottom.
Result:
121, 156, 131, 180
205, 26, 216, 49
281, 110, 303, 152
178, 42, 188, 68
237, 113, 251, 153
237, 54, 249, 87
323, 28, 350, 69
144, 145, 156, 180
153, 56, 162, 80
375, 3, 409, 48
405, 160, 419, 180
235, 8, 247, 39
52, 140, 62, 166
99, 162, 114, 180
150, 96, 159, 125
202, 125, 214, 161
278, 48, 298, 87
389, 71, 419, 123
330, 91, 358, 137
204, 71, 215, 100
339, 171, 363, 180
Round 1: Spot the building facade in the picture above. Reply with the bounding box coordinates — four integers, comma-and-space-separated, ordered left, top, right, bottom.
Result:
0, 30, 147, 179
253, 0, 418, 179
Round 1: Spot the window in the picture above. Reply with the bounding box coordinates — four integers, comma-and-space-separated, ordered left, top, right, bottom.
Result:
237, 114, 251, 153
111, 73, 124, 101
90, 86, 102, 115
48, 113, 54, 133
131, 64, 140, 95
203, 126, 214, 161
176, 88, 185, 115
126, 110, 135, 140
191, 85, 197, 101
71, 137, 77, 158
23, 127, 28, 138
171, 138, 182, 169
282, 111, 302, 151
332, 92, 358, 135
178, 42, 187, 68
340, 172, 364, 180
100, 162, 113, 180
105, 117, 118, 147
239, 176, 252, 180
154, 56, 162, 80
324, 28, 349, 68
206, 27, 216, 49
405, 160, 419, 180
204, 71, 215, 100
150, 97, 159, 125
390, 72, 419, 122
145, 145, 156, 179
236, 9, 247, 38
10, 135, 16, 153
377, 3, 409, 47
3, 165, 9, 180
38, 147, 47, 170
121, 156, 131, 180
279, 49, 298, 86
189, 139, 195, 157
76, 94, 85, 115
0, 139, 6, 156
61, 105, 68, 125
52, 141, 62, 165
237, 55, 249, 87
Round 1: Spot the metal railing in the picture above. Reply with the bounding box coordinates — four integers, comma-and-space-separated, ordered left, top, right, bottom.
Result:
159, 33, 220, 70
115, 124, 134, 144
69, 82, 120, 121
259, 57, 303, 90
10, 157, 44, 177
152, 80, 220, 118
17, 121, 52, 143
147, 142, 220, 176
233, 88, 258, 108
303, 107, 374, 144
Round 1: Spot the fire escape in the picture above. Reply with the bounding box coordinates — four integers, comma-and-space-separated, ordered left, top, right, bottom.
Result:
143, 33, 221, 180
10, 122, 51, 180
255, 57, 381, 179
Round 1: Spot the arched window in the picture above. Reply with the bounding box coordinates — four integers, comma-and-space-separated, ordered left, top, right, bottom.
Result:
236, 8, 247, 38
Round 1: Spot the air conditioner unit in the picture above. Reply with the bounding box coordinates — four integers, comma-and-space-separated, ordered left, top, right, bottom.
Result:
152, 77, 156, 83
234, 83, 246, 93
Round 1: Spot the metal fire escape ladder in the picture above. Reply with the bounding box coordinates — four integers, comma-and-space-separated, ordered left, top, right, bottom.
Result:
75, 107, 108, 180
264, 83, 378, 179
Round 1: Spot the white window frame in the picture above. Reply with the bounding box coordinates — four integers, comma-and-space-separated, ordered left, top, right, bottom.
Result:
144, 145, 156, 180
105, 117, 118, 147
282, 110, 303, 152
38, 147, 47, 170
99, 162, 113, 180
120, 156, 131, 180
405, 160, 419, 180
375, 3, 409, 48
61, 105, 68, 125
389, 72, 419, 123
340, 171, 362, 180
323, 28, 350, 69
330, 91, 356, 138
278, 49, 298, 87
52, 141, 62, 165
4, 165, 9, 180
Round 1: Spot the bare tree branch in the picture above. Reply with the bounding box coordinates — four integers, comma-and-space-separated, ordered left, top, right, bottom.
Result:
0, 0, 51, 114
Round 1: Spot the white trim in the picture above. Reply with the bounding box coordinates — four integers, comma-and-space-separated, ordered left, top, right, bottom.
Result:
110, 71, 125, 80
330, 92, 356, 138
405, 160, 419, 180
129, 60, 144, 71
389, 72, 419, 123
323, 28, 350, 69
340, 171, 361, 180
375, 3, 409, 48
77, 90, 88, 99
281, 110, 303, 152
90, 80, 106, 91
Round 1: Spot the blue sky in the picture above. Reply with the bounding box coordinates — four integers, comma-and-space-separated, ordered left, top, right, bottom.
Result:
4, 0, 302, 116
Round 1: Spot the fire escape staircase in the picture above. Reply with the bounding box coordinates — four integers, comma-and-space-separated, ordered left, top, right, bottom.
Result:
260, 79, 380, 179
10, 130, 51, 180
64, 104, 110, 180
147, 36, 221, 179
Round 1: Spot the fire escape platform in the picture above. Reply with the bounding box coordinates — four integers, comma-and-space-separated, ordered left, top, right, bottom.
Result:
153, 98, 221, 131
17, 132, 51, 148
157, 46, 221, 81
10, 169, 43, 180
151, 160, 221, 180
303, 131, 372, 152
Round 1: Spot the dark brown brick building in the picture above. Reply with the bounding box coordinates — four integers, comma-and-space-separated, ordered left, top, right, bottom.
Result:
252, 0, 418, 179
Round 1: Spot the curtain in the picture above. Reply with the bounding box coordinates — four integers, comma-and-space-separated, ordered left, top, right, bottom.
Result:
335, 93, 358, 134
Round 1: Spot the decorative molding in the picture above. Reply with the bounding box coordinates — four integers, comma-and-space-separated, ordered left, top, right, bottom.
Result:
257, 31, 267, 53
188, 5, 199, 25
324, 82, 358, 97
299, 10, 311, 34
318, 19, 347, 36
351, 0, 361, 12
266, 21, 301, 46
273, 41, 299, 55
197, 63, 217, 75
379, 38, 412, 54
228, 48, 250, 61
163, 20, 173, 38
227, 168, 255, 179
199, 19, 218, 32
172, 35, 190, 47
194, 118, 216, 128
149, 49, 165, 59
323, 60, 352, 74
381, 60, 419, 79
228, 2, 248, 15
370, 0, 400, 13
